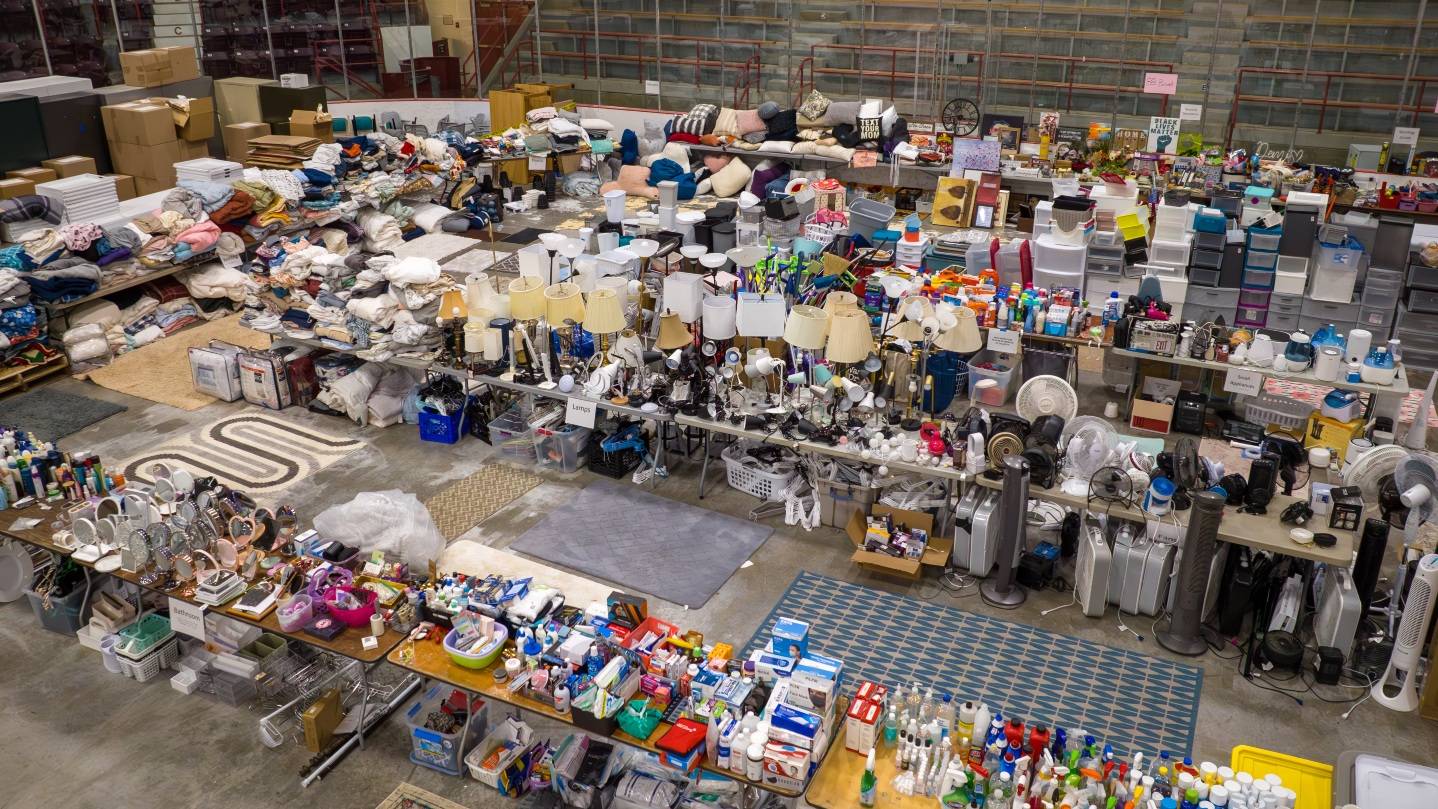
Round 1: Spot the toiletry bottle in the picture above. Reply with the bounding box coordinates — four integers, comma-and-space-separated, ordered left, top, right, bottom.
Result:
731, 726, 749, 774
553, 681, 570, 712
937, 694, 955, 736
957, 701, 977, 742
883, 705, 899, 748
920, 687, 935, 722
747, 742, 765, 782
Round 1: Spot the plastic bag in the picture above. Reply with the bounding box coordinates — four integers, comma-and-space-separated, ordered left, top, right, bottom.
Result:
312, 489, 444, 569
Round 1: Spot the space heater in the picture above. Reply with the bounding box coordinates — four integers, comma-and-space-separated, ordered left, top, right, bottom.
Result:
981, 456, 1030, 608
1076, 512, 1112, 618
1352, 518, 1390, 624
1157, 491, 1225, 655
1371, 553, 1438, 711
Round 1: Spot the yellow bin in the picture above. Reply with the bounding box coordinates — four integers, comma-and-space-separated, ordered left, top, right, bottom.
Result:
1231, 745, 1333, 809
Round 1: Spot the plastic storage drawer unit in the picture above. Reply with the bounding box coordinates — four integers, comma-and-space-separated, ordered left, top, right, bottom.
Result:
1244, 250, 1279, 271
1186, 286, 1241, 312
1408, 261, 1438, 292
1302, 297, 1360, 324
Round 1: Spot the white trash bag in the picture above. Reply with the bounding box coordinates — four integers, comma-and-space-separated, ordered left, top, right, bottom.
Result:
312, 489, 445, 569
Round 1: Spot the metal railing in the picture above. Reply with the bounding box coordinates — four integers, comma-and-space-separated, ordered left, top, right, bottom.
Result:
532, 28, 763, 104
1224, 66, 1438, 149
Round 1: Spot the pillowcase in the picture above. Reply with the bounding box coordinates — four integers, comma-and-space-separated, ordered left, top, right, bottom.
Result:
764, 109, 799, 142
713, 108, 740, 137
735, 108, 766, 134
708, 156, 753, 197
598, 164, 657, 200
797, 89, 831, 121
813, 100, 861, 127
758, 141, 794, 153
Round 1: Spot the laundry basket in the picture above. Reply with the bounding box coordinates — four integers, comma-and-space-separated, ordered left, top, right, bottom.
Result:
721, 442, 800, 501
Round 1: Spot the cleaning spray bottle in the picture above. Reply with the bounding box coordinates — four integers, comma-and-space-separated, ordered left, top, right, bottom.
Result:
859, 748, 877, 806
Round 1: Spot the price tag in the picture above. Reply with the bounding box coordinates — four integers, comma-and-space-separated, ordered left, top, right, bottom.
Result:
1393, 126, 1420, 146
645, 80, 660, 95
168, 598, 207, 640
566, 397, 597, 428
1179, 103, 1203, 121
1224, 368, 1265, 397
987, 329, 1022, 354
1142, 72, 1179, 95
528, 153, 547, 171
220, 252, 242, 269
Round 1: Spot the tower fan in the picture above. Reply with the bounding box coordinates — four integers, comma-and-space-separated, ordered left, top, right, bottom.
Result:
1060, 416, 1117, 496
981, 455, 1030, 609
1371, 553, 1438, 711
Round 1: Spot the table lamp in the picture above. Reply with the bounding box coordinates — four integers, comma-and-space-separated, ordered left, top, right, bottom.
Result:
506, 277, 546, 381
934, 306, 982, 354
702, 295, 737, 342
538, 232, 568, 284
826, 308, 874, 365
628, 238, 660, 275
823, 291, 860, 313
679, 243, 707, 273
726, 245, 768, 284
663, 272, 705, 324
655, 312, 692, 351
544, 282, 587, 384
583, 287, 626, 362
784, 304, 831, 407
467, 272, 510, 318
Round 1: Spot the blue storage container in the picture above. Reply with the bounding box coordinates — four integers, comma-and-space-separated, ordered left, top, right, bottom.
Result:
419, 405, 468, 444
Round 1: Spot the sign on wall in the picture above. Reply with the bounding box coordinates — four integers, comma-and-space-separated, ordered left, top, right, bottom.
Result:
1143, 72, 1179, 95
1147, 117, 1180, 154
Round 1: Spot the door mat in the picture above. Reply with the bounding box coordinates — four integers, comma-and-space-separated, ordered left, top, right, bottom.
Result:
82, 315, 270, 410
425, 464, 544, 540
121, 412, 364, 495
0, 388, 127, 439
743, 571, 1204, 757
374, 783, 472, 809
501, 226, 548, 244
509, 479, 773, 608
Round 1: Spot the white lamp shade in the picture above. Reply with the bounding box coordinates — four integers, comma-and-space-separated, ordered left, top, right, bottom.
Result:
598, 276, 629, 307
464, 273, 494, 312
702, 295, 737, 340
517, 243, 550, 279
699, 253, 728, 271
783, 304, 830, 350
934, 306, 983, 352
726, 245, 768, 269
508, 276, 546, 320
627, 238, 660, 258
679, 244, 707, 260
558, 238, 585, 259
736, 292, 788, 338
826, 309, 875, 363
583, 288, 626, 334
538, 232, 568, 252
663, 273, 706, 323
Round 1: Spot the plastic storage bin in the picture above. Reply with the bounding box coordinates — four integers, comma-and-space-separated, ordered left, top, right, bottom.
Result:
406, 684, 487, 776
419, 405, 469, 444
118, 636, 180, 682
1311, 237, 1363, 302
722, 442, 799, 501
1273, 270, 1307, 295
1150, 237, 1192, 267
1032, 235, 1088, 274
966, 349, 1020, 405
848, 198, 896, 242
488, 405, 539, 463
26, 585, 90, 635
534, 424, 591, 472
1244, 250, 1278, 270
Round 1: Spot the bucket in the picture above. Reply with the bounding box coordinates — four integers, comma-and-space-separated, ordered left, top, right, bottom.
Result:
848, 198, 896, 242
603, 189, 626, 223
923, 351, 963, 413
597, 231, 620, 252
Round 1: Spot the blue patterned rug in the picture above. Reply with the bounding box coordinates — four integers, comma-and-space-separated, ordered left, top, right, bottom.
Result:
742, 572, 1202, 757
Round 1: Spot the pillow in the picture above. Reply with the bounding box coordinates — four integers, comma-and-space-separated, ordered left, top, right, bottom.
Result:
765, 109, 799, 142
880, 105, 899, 136
661, 141, 692, 174
598, 164, 657, 200
703, 153, 733, 173
790, 141, 818, 155
580, 117, 614, 132
749, 160, 789, 198
713, 108, 740, 137
797, 89, 831, 121
814, 100, 861, 127
758, 141, 794, 153
709, 156, 753, 198
735, 108, 766, 134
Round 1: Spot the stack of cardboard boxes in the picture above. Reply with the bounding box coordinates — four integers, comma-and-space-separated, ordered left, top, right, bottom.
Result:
119, 46, 201, 89
101, 96, 214, 195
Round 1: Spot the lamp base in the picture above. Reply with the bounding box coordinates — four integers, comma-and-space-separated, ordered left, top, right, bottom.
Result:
980, 579, 1027, 609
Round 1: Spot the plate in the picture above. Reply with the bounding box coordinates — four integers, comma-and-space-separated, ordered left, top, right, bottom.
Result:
0, 543, 35, 602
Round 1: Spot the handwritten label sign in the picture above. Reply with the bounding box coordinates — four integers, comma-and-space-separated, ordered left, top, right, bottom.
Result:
1179, 103, 1203, 121
1393, 126, 1420, 147
987, 329, 1022, 354
528, 154, 547, 171
169, 598, 207, 640
1143, 72, 1179, 95
566, 397, 597, 428
1224, 368, 1265, 397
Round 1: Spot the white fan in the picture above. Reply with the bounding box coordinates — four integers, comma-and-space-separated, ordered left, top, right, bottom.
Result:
1016, 375, 1078, 422
1394, 452, 1438, 543
1372, 553, 1438, 711
1343, 444, 1407, 502
1060, 416, 1118, 494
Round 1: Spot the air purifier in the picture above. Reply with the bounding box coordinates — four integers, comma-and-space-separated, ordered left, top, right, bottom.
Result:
966, 491, 1002, 575
1157, 490, 1225, 655
1315, 566, 1362, 655
1372, 553, 1438, 711
951, 486, 984, 567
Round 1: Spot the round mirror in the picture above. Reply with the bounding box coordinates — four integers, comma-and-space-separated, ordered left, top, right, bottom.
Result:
171, 468, 195, 495
149, 462, 173, 480
96, 496, 121, 520
122, 494, 149, 520
151, 478, 176, 504
73, 518, 97, 546
128, 529, 150, 568
154, 547, 173, 572
228, 516, 250, 541
216, 539, 237, 568
173, 555, 193, 581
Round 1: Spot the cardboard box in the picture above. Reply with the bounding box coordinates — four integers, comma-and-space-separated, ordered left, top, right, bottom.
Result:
1129, 396, 1174, 435
223, 122, 271, 161
160, 47, 200, 83
215, 77, 277, 127
845, 699, 881, 754
288, 108, 334, 143
761, 743, 810, 793
179, 139, 209, 160
109, 140, 182, 184
41, 155, 98, 178
0, 178, 33, 199
134, 176, 172, 196
6, 167, 56, 184
844, 503, 950, 579
770, 617, 809, 659
147, 95, 215, 141
279, 73, 310, 88
106, 173, 136, 201
103, 102, 176, 146
119, 49, 174, 88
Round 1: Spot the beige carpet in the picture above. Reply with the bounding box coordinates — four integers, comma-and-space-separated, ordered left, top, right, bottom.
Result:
424, 464, 543, 540
83, 316, 269, 410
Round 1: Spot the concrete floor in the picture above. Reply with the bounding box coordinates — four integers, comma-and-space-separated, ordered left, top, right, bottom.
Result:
3, 204, 1436, 809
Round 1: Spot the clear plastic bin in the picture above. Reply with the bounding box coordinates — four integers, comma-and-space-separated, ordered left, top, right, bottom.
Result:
406, 684, 487, 776
26, 585, 89, 635
1312, 237, 1362, 303
965, 349, 1019, 405
534, 424, 591, 472
488, 405, 539, 464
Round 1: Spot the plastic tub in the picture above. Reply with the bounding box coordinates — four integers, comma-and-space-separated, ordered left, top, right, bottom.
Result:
321, 585, 378, 627
419, 406, 468, 444
1312, 237, 1362, 303
722, 441, 798, 501
26, 585, 89, 635
443, 624, 509, 669
848, 198, 896, 242
534, 424, 591, 472
488, 405, 538, 464
966, 349, 1019, 405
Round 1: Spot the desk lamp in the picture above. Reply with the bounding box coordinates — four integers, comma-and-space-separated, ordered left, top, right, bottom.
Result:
701, 295, 737, 361
558, 237, 586, 282
505, 276, 546, 382
826, 308, 875, 420
784, 304, 831, 409
628, 238, 660, 277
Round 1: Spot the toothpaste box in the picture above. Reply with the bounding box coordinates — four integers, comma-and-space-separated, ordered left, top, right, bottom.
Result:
770, 617, 810, 659
845, 698, 882, 754
762, 742, 811, 792
748, 649, 796, 683
854, 680, 887, 707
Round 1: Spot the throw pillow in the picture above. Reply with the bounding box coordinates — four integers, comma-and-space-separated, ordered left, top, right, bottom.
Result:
797, 89, 831, 120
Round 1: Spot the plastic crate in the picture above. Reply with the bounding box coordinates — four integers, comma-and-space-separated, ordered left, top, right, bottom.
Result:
25, 585, 90, 635
488, 405, 538, 463
201, 669, 258, 706
534, 424, 591, 473
722, 442, 799, 501
817, 478, 879, 528
1242, 392, 1314, 432
118, 636, 181, 683
587, 439, 642, 479
406, 683, 487, 776
115, 614, 174, 659
966, 349, 1020, 405
419, 406, 468, 444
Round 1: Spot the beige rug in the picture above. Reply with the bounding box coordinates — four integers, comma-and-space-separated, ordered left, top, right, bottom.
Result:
82, 315, 269, 410
424, 464, 543, 540
373, 783, 470, 809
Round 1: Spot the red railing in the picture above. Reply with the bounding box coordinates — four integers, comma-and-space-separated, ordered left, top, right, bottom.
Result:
460, 0, 536, 93
533, 29, 763, 101
1225, 66, 1438, 149
734, 52, 761, 109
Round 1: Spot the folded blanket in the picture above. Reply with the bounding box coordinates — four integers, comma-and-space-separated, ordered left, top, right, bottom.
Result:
0, 195, 63, 225
210, 189, 254, 224
180, 261, 252, 302
21, 258, 101, 302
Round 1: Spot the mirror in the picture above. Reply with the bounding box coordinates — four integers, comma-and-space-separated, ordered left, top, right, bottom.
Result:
95, 496, 121, 520
72, 518, 97, 546
149, 462, 173, 480
216, 539, 237, 568
173, 555, 193, 581
151, 478, 176, 504
171, 468, 195, 495
242, 551, 259, 580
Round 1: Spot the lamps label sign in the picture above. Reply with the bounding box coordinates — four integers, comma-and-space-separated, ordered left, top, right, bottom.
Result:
987, 329, 1022, 354
1393, 126, 1420, 146
169, 598, 207, 640
1223, 368, 1265, 397
566, 397, 597, 428
1179, 103, 1203, 121
1142, 72, 1179, 95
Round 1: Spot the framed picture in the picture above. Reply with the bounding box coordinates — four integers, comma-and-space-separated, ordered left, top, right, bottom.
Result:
979, 113, 1026, 149
949, 139, 1001, 173
931, 177, 975, 228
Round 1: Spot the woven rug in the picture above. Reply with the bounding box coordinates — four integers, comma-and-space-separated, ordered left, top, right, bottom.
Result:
0, 388, 126, 439
121, 412, 364, 495
425, 464, 543, 540
510, 479, 773, 608
82, 315, 269, 410
374, 783, 471, 809
743, 572, 1204, 757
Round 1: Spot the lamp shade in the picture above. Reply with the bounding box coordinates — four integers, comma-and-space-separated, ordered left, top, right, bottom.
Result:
538, 232, 568, 252
655, 312, 692, 350
662, 273, 705, 323
823, 291, 860, 313
887, 320, 926, 342
508, 276, 546, 320
597, 276, 630, 308
702, 295, 737, 340
627, 238, 660, 259
826, 308, 875, 363
736, 292, 788, 338
544, 282, 586, 324
935, 305, 983, 353
901, 296, 935, 322
783, 304, 830, 350
583, 288, 626, 334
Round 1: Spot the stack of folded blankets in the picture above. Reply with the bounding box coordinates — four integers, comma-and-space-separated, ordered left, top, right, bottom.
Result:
247, 135, 321, 169
175, 158, 245, 184
35, 175, 120, 225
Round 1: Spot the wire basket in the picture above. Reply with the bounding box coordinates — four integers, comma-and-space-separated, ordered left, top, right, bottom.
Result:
117, 636, 180, 683
721, 442, 799, 501
1241, 391, 1312, 432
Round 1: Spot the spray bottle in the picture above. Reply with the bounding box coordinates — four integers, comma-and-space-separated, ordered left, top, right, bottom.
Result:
859, 748, 877, 806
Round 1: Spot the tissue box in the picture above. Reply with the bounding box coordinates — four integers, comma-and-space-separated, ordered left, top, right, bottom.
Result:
770, 617, 809, 659
845, 698, 882, 753
762, 742, 811, 792
766, 684, 830, 751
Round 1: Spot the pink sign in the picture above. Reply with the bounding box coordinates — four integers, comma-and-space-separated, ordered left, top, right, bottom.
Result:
1143, 72, 1179, 95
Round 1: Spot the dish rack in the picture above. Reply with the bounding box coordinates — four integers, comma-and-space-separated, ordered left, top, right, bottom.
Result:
257, 653, 421, 750
1241, 392, 1311, 433
721, 441, 800, 501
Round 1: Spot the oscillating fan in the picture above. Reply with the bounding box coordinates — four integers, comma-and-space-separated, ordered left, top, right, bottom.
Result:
1343, 444, 1408, 502
1393, 452, 1438, 544
1061, 417, 1118, 495
1016, 375, 1079, 422
1372, 553, 1438, 711
1089, 466, 1135, 505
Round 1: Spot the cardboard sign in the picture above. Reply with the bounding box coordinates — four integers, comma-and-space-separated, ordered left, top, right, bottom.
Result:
1179, 103, 1203, 121
1147, 117, 1180, 155
565, 397, 597, 428
528, 154, 547, 171
169, 598, 207, 640
1143, 72, 1179, 95
987, 328, 1022, 354
1393, 126, 1420, 147
645, 80, 659, 95
1224, 368, 1265, 397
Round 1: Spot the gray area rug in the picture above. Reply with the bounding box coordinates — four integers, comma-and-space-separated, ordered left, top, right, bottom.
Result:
2, 388, 127, 439
510, 479, 773, 608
